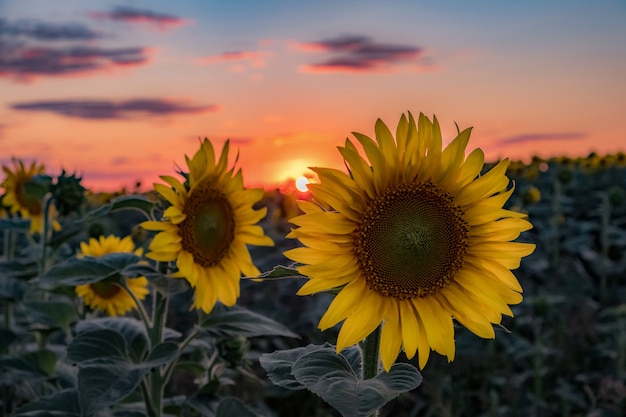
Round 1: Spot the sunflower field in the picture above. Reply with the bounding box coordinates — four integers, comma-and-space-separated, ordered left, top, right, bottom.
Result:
1, 115, 625, 417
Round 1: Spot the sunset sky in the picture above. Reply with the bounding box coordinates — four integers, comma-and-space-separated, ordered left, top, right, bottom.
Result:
1, 0, 625, 191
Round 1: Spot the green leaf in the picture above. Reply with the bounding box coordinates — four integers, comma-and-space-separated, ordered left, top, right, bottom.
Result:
78, 361, 145, 415
75, 317, 149, 363
216, 397, 259, 417
81, 194, 154, 222
255, 265, 307, 280
25, 300, 76, 331
0, 275, 27, 300
259, 343, 333, 390
142, 342, 179, 369
67, 329, 129, 365
38, 252, 140, 287
122, 263, 190, 295
292, 349, 422, 417
13, 389, 81, 416
0, 349, 58, 378
23, 349, 58, 376
200, 304, 299, 339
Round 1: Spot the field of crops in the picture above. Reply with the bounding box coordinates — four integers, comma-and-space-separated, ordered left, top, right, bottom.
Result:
1, 153, 625, 417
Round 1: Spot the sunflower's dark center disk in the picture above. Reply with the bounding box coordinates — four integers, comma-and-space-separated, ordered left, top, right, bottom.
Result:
181, 183, 235, 267
90, 281, 121, 299
354, 182, 469, 299
15, 178, 43, 214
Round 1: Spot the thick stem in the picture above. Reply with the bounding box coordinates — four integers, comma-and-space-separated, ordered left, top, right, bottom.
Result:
39, 194, 54, 273
162, 328, 199, 387
361, 326, 381, 380
140, 380, 158, 417
148, 262, 170, 417
120, 280, 152, 332
361, 326, 382, 417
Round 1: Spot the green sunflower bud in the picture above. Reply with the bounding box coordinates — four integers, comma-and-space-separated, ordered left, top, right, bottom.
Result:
52, 170, 86, 215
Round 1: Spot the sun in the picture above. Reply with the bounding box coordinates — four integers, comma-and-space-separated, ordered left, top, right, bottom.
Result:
295, 176, 310, 192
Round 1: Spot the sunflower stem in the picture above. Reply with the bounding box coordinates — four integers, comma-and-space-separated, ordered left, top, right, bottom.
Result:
148, 262, 170, 417
361, 326, 381, 417
39, 193, 53, 273
162, 328, 199, 387
361, 326, 381, 380
140, 379, 158, 417
120, 280, 152, 331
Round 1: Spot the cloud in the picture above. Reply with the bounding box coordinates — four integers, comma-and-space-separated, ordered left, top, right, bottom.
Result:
497, 132, 587, 145
198, 50, 264, 65
0, 42, 150, 81
89, 6, 191, 30
10, 99, 217, 120
0, 19, 102, 41
297, 34, 427, 73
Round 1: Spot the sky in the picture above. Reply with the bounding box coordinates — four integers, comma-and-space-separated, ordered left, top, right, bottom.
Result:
1, 0, 625, 191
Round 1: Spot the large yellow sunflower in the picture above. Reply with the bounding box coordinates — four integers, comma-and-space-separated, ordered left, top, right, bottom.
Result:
285, 113, 535, 371
1, 159, 47, 234
141, 139, 274, 313
75, 235, 149, 316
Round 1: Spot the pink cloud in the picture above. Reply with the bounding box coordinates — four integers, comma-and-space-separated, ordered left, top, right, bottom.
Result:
197, 50, 266, 67
89, 7, 192, 31
0, 42, 153, 82
295, 34, 430, 74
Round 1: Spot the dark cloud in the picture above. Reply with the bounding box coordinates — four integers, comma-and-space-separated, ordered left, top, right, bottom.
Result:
0, 18, 102, 41
497, 132, 587, 145
89, 6, 189, 28
307, 35, 371, 51
0, 42, 149, 80
300, 35, 424, 73
10, 99, 217, 120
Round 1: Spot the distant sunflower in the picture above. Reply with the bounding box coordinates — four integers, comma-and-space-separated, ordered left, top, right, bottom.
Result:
1, 159, 48, 234
75, 235, 149, 316
285, 113, 535, 371
141, 139, 274, 313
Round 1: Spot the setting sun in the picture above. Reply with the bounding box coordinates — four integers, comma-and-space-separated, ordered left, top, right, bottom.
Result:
295, 176, 310, 192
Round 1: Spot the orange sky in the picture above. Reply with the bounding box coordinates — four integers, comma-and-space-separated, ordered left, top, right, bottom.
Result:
1, 1, 625, 191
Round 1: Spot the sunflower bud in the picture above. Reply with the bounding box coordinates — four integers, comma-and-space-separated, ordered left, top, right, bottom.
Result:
217, 335, 249, 368
52, 170, 86, 215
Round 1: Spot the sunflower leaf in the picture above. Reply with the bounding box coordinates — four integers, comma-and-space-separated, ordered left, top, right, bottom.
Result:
75, 317, 149, 364
24, 300, 76, 331
259, 343, 334, 390
122, 263, 190, 295
13, 389, 81, 416
38, 252, 140, 287
255, 265, 307, 280
67, 329, 129, 365
216, 397, 259, 417
142, 342, 179, 370
77, 361, 145, 415
0, 349, 58, 378
199, 304, 299, 339
80, 194, 154, 222
291, 349, 422, 417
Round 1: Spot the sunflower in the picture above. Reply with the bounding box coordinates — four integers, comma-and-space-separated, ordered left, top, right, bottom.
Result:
285, 113, 535, 371
1, 159, 49, 234
141, 139, 274, 313
75, 235, 149, 316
